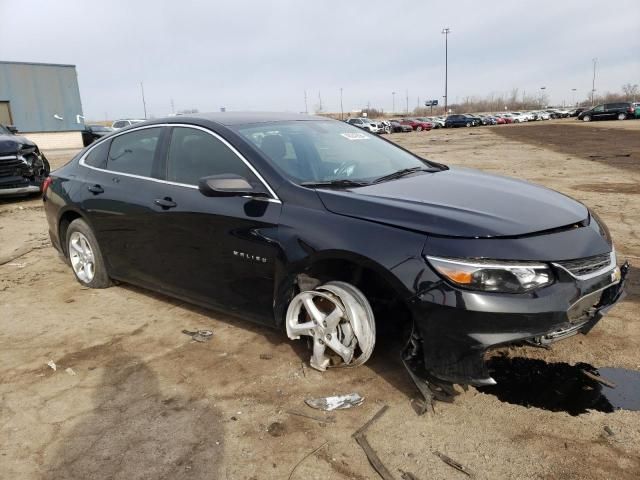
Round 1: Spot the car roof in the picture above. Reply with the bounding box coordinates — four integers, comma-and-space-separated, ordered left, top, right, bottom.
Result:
170, 112, 325, 126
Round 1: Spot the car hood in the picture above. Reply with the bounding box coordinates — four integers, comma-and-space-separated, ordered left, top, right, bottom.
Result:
0, 134, 36, 155
316, 167, 589, 238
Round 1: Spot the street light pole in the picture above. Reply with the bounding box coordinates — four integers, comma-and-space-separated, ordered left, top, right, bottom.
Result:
441, 27, 450, 116
140, 81, 147, 119
340, 88, 344, 120
392, 91, 396, 114
540, 86, 546, 108
571, 88, 577, 106
591, 58, 598, 106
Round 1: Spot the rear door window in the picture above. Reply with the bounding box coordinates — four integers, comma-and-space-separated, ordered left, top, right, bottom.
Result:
106, 127, 161, 177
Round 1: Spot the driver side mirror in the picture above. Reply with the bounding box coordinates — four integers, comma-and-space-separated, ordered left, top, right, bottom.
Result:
198, 174, 267, 198
7, 125, 18, 134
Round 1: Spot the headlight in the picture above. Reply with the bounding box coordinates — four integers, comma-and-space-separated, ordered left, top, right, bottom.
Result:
426, 256, 553, 293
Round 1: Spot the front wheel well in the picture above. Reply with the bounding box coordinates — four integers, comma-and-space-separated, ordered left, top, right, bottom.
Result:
298, 258, 413, 334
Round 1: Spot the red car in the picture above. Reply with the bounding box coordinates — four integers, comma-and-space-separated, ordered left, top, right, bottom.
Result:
496, 115, 513, 124
494, 116, 507, 125
399, 118, 433, 131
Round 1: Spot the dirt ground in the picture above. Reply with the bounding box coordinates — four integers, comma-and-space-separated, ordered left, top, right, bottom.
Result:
1, 119, 639, 480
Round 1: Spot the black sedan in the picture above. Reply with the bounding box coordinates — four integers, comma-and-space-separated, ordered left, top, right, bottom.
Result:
0, 123, 50, 196
43, 113, 627, 402
82, 124, 115, 147
444, 114, 479, 127
389, 120, 413, 132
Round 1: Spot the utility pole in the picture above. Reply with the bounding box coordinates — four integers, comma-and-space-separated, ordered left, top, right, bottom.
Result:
140, 81, 147, 119
540, 86, 546, 108
170, 98, 175, 114
442, 27, 450, 116
405, 89, 409, 114
318, 91, 323, 112
591, 58, 598, 106
340, 88, 344, 120
304, 90, 308, 114
392, 91, 396, 114
571, 88, 577, 106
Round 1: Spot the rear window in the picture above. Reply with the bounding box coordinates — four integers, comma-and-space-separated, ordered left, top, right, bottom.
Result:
84, 141, 110, 169
607, 103, 629, 109
106, 127, 161, 177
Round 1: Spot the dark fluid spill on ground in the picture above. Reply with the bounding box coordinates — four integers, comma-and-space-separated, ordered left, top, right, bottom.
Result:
478, 356, 640, 416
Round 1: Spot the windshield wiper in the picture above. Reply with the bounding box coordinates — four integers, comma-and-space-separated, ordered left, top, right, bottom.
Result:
372, 166, 435, 184
300, 179, 370, 189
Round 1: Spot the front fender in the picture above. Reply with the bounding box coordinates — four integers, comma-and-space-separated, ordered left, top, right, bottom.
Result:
272, 203, 427, 325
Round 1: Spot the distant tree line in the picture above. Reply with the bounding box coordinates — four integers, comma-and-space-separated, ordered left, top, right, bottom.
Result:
413, 84, 639, 115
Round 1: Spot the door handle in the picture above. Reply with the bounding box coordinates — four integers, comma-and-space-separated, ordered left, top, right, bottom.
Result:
154, 197, 177, 209
88, 184, 104, 194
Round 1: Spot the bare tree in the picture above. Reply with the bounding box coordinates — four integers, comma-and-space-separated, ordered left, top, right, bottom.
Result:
622, 83, 639, 101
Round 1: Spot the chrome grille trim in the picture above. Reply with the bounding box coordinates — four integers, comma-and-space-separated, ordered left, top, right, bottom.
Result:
553, 250, 616, 281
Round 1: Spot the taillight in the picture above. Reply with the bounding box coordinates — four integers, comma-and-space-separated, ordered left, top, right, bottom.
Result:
41, 176, 53, 195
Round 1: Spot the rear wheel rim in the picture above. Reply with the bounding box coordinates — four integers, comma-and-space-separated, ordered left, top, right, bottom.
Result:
69, 232, 95, 283
618, 113, 625, 120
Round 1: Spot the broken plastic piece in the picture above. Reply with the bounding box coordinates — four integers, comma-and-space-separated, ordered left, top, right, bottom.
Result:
305, 393, 364, 411
402, 326, 458, 412
47, 360, 57, 371
182, 329, 213, 342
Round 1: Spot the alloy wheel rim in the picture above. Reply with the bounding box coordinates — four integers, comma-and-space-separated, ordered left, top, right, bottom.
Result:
69, 232, 95, 283
286, 285, 375, 371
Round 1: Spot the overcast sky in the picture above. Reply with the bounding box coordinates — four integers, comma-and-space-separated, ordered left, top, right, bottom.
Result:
1, 0, 638, 120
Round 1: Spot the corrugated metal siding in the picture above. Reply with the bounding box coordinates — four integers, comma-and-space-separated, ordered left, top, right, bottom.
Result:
0, 62, 84, 133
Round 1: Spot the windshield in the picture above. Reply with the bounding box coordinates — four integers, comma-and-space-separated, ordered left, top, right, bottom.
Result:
235, 120, 438, 184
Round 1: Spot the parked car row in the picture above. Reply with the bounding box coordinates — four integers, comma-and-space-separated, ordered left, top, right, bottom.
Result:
346, 117, 435, 134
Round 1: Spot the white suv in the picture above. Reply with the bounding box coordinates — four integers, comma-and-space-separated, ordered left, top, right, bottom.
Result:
111, 119, 146, 129
346, 117, 382, 133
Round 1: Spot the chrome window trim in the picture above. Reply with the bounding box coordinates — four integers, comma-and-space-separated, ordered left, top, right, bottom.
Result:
552, 250, 616, 281
0, 155, 18, 160
78, 123, 281, 203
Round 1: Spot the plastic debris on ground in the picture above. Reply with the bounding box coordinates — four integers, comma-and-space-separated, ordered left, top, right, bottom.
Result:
305, 393, 364, 411
181, 329, 214, 342
47, 360, 57, 371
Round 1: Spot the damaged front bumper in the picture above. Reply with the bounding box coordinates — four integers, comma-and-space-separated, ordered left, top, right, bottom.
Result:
407, 261, 629, 388
0, 151, 50, 196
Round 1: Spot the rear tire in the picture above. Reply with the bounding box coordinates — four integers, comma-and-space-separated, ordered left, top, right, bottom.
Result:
583, 115, 591, 122
465, 122, 471, 127
416, 126, 423, 132
66, 218, 112, 289
617, 113, 627, 120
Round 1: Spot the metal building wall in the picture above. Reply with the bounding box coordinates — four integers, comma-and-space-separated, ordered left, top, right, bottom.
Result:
0, 61, 84, 133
